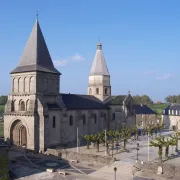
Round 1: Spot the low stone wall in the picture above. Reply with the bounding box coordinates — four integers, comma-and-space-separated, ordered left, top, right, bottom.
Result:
46, 148, 114, 165
135, 161, 180, 177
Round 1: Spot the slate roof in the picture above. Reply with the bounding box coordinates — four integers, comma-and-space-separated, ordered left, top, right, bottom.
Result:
47, 103, 61, 110
168, 104, 180, 110
162, 105, 171, 115
89, 42, 110, 76
11, 19, 60, 75
133, 104, 156, 115
61, 93, 109, 109
104, 95, 126, 105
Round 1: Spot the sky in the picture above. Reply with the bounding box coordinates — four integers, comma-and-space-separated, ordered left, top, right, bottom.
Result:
1, 0, 180, 102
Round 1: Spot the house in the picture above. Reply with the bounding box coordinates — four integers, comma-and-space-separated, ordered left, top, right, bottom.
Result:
133, 104, 157, 128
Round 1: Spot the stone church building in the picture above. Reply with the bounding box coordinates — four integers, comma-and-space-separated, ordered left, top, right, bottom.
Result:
4, 19, 135, 152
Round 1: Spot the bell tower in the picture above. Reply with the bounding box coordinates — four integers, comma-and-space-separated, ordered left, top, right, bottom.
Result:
88, 42, 111, 101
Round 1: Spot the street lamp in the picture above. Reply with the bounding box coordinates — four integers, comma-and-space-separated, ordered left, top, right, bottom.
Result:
114, 167, 117, 180
136, 143, 139, 162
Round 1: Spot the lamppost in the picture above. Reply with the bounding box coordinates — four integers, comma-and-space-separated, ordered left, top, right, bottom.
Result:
114, 167, 117, 180
136, 143, 139, 162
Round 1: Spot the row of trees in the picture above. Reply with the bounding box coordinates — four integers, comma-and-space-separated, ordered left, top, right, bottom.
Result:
83, 123, 164, 155
165, 95, 180, 103
133, 95, 153, 105
150, 132, 180, 162
0, 96, 7, 105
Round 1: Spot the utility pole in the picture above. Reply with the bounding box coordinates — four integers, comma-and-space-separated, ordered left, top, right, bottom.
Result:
105, 129, 107, 156
77, 126, 79, 153
148, 131, 150, 161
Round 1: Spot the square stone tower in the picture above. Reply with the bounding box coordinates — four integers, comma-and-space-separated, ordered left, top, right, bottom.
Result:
4, 19, 61, 152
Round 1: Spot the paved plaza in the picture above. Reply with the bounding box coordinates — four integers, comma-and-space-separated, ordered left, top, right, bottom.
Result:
9, 129, 180, 180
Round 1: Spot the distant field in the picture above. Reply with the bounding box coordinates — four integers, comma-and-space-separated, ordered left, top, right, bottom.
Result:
0, 105, 4, 111
148, 103, 169, 115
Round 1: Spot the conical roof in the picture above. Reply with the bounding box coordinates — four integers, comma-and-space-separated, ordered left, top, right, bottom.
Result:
11, 19, 61, 74
89, 42, 110, 76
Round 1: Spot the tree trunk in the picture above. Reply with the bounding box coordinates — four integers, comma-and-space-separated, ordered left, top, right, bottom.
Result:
96, 140, 99, 152
87, 141, 89, 149
123, 139, 126, 150
165, 146, 169, 159
158, 146, 163, 163
176, 141, 178, 152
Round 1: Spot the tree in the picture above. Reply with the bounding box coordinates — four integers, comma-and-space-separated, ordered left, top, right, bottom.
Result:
165, 94, 180, 103
90, 133, 101, 152
120, 125, 132, 150
160, 136, 175, 159
133, 95, 153, 105
150, 137, 164, 163
170, 132, 180, 152
0, 96, 7, 105
84, 134, 91, 149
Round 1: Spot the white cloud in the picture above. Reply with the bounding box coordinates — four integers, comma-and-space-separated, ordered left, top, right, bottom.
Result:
71, 54, 85, 62
156, 73, 174, 80
143, 70, 156, 75
53, 60, 68, 67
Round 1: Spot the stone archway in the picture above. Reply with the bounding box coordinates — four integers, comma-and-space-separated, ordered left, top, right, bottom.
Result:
10, 120, 27, 146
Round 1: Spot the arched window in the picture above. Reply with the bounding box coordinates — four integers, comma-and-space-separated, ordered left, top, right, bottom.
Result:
20, 101, 25, 111
11, 100, 15, 111
26, 100, 29, 111
94, 114, 97, 124
53, 116, 56, 128
104, 113, 106, 122
96, 88, 99, 94
105, 88, 108, 95
69, 115, 73, 126
89, 88, 92, 95
83, 114, 86, 125
112, 113, 115, 120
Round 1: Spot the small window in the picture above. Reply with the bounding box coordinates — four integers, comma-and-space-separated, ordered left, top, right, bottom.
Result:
94, 114, 97, 124
53, 116, 56, 128
172, 110, 174, 115
83, 114, 86, 125
169, 110, 171, 115
112, 113, 115, 120
11, 100, 15, 111
105, 88, 108, 95
176, 110, 178, 115
141, 121, 143, 126
89, 88, 92, 95
69, 115, 73, 126
96, 88, 99, 94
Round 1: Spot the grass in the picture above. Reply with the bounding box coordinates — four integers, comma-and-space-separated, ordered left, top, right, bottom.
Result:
148, 103, 169, 115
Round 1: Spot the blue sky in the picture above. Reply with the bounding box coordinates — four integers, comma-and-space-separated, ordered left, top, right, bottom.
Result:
1, 0, 180, 102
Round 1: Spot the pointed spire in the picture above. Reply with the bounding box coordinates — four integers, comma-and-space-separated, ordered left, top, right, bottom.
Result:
89, 42, 110, 76
11, 19, 60, 74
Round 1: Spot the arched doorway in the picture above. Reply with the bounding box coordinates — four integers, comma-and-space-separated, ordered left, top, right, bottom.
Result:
10, 120, 27, 146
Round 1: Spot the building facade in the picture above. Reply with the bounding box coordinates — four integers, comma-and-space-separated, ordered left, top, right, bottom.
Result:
4, 19, 135, 152
162, 104, 180, 130
133, 104, 157, 128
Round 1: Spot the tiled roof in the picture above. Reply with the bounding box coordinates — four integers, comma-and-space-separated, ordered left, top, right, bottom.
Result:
104, 95, 126, 105
89, 42, 110, 76
11, 19, 60, 75
61, 93, 109, 109
133, 104, 156, 115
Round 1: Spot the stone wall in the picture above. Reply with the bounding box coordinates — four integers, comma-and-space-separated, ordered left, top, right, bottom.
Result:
46, 148, 114, 165
135, 161, 180, 177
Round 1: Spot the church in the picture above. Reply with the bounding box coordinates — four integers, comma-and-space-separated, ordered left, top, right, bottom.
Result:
4, 18, 135, 152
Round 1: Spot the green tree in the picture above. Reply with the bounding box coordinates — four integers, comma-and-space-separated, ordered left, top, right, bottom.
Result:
170, 132, 180, 152
84, 134, 91, 149
150, 137, 164, 163
120, 125, 132, 150
0, 96, 7, 105
133, 95, 153, 105
90, 133, 101, 152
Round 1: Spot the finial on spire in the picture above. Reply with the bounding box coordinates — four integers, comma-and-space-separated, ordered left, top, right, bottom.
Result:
36, 10, 39, 20
97, 41, 102, 50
